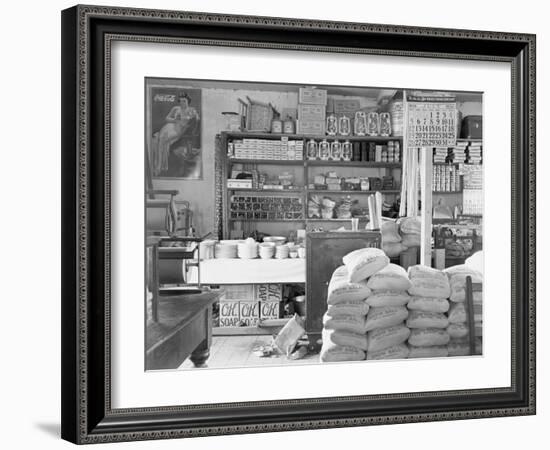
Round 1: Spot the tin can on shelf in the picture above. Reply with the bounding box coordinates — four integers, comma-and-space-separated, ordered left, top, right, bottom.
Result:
271, 117, 283, 134
283, 117, 295, 134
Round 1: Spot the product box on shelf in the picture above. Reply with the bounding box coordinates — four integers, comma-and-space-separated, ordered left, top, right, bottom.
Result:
255, 284, 283, 302
296, 120, 326, 135
298, 104, 327, 121
227, 179, 253, 189
220, 284, 256, 302
218, 301, 241, 327
260, 301, 280, 320
332, 99, 361, 115
299, 87, 328, 105
239, 301, 260, 326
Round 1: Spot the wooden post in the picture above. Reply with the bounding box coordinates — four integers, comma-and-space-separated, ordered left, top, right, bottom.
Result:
420, 147, 433, 266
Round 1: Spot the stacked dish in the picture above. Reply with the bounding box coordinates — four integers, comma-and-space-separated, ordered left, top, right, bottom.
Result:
259, 242, 275, 259
237, 238, 259, 259
275, 244, 290, 259
199, 240, 217, 260
214, 240, 239, 259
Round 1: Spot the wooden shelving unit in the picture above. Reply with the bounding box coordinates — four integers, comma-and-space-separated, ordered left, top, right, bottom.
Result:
219, 131, 403, 238
307, 189, 400, 194
224, 131, 402, 143
306, 160, 401, 168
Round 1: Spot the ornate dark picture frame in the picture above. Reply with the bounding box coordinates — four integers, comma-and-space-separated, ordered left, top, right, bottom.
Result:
61, 4, 536, 444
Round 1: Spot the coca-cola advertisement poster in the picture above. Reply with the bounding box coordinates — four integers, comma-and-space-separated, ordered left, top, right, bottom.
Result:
147, 85, 202, 179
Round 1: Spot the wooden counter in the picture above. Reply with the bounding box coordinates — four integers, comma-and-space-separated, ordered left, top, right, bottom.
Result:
146, 291, 221, 370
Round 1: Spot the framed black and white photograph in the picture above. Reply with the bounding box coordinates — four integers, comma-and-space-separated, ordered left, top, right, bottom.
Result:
61, 4, 536, 445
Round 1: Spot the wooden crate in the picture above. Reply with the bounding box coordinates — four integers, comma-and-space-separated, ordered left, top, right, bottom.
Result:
246, 97, 275, 132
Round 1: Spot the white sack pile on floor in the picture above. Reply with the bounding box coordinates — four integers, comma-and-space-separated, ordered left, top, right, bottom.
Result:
406, 265, 451, 358
320, 249, 483, 363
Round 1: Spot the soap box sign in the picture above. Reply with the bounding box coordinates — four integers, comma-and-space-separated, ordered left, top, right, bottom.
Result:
260, 301, 280, 320
255, 284, 283, 302
219, 301, 241, 327
407, 102, 457, 148
218, 301, 262, 327
239, 301, 260, 326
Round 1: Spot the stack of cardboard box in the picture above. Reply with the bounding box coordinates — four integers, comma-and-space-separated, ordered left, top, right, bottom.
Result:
296, 87, 327, 135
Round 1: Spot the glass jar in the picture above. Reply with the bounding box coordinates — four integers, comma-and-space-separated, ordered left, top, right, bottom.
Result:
330, 140, 342, 160
354, 111, 367, 136
319, 139, 330, 160
338, 115, 351, 136
306, 139, 318, 160
379, 112, 392, 136
367, 112, 380, 136
342, 140, 352, 161
326, 114, 338, 136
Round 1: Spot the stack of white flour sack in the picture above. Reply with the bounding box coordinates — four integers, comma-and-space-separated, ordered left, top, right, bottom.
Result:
365, 260, 412, 360
444, 264, 483, 356
320, 247, 413, 362
320, 263, 372, 362
406, 265, 451, 358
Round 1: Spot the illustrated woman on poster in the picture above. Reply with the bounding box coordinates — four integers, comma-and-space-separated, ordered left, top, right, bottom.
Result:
154, 92, 200, 176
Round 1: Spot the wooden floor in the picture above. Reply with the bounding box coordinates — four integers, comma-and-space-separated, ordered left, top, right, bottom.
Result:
179, 335, 319, 370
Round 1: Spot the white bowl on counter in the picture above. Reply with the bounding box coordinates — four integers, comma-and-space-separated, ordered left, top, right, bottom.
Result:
263, 236, 286, 245
237, 241, 259, 259
259, 242, 275, 259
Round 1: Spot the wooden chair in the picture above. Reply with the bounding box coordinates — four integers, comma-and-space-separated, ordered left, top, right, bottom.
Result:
465, 276, 483, 355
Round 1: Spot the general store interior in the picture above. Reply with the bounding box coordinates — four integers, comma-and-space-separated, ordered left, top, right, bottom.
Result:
145, 78, 483, 370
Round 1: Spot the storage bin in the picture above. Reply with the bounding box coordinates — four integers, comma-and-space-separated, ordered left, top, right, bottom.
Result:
460, 115, 482, 139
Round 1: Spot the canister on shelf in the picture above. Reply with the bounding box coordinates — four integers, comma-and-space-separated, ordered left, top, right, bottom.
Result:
271, 115, 283, 134
283, 116, 295, 134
